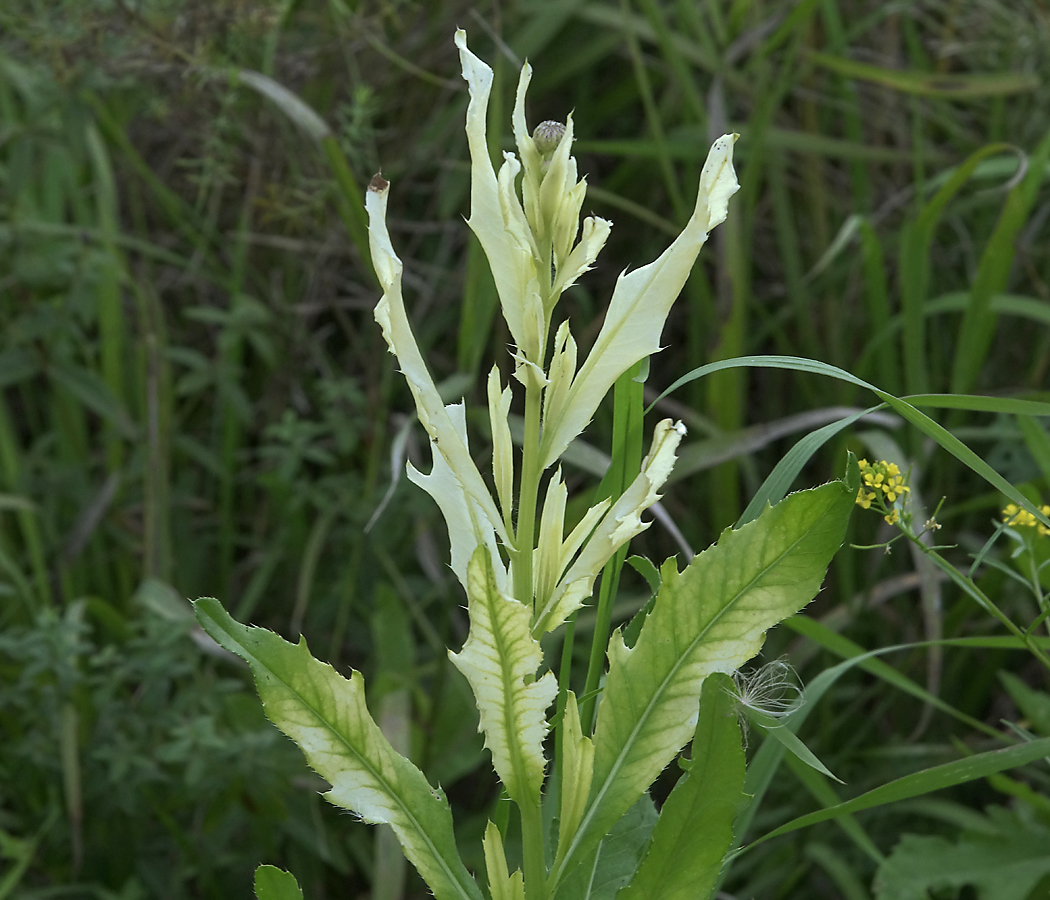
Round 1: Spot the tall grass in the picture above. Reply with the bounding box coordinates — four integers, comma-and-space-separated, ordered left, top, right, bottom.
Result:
1, 0, 1049, 897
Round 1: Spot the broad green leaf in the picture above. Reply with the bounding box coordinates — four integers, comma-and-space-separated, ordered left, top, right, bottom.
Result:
550, 470, 856, 891
254, 865, 304, 900
555, 794, 658, 900
618, 674, 746, 900
449, 548, 557, 807
194, 598, 482, 900
874, 807, 1050, 900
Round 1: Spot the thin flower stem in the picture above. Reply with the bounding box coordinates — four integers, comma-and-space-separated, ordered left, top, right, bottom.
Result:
514, 381, 544, 615
515, 379, 547, 899
910, 534, 1050, 673
578, 361, 645, 731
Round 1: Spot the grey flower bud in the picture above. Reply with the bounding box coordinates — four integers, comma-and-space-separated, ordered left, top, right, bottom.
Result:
533, 120, 566, 159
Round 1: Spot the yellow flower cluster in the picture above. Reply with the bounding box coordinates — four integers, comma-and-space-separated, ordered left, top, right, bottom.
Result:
856, 458, 910, 525
1001, 503, 1050, 537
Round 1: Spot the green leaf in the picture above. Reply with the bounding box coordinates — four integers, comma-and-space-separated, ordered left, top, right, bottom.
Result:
555, 795, 658, 900
449, 548, 557, 807
754, 735, 1050, 845
746, 708, 843, 783
483, 822, 525, 900
874, 807, 1050, 900
618, 674, 746, 900
809, 52, 1039, 97
999, 671, 1050, 737
254, 865, 304, 900
652, 354, 1050, 532
625, 555, 661, 597
193, 598, 482, 900
550, 468, 856, 891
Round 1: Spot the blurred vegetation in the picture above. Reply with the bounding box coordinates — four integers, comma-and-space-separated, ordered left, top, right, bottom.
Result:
0, 0, 1049, 898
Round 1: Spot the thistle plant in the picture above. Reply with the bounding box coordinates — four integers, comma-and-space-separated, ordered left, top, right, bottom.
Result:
195, 31, 859, 900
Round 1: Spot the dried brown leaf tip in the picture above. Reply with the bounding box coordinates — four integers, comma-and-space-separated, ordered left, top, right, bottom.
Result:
368, 173, 389, 193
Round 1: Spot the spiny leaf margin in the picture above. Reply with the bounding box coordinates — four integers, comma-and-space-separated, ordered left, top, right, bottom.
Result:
550, 463, 857, 890
194, 598, 482, 900
449, 547, 557, 806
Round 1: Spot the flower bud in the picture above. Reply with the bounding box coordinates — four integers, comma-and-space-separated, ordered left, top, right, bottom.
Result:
533, 120, 566, 161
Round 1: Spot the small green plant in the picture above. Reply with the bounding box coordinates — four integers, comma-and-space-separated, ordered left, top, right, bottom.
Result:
194, 30, 863, 900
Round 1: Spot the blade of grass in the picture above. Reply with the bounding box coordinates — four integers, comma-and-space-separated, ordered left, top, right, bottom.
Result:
898, 143, 1012, 395
951, 125, 1050, 393
808, 52, 1039, 98
749, 734, 1050, 846
653, 355, 1050, 531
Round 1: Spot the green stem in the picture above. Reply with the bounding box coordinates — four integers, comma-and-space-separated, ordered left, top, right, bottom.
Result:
912, 535, 1050, 673
577, 362, 645, 730
514, 380, 544, 614
520, 797, 546, 900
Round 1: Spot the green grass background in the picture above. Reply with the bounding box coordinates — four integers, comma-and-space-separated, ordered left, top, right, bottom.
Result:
1, 0, 1049, 898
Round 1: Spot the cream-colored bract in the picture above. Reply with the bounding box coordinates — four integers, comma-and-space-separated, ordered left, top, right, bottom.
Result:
366, 31, 738, 632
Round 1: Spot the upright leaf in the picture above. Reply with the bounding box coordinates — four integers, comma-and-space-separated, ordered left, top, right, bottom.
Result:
483, 822, 526, 900
618, 674, 746, 900
549, 468, 857, 891
449, 548, 558, 807
540, 135, 739, 469
194, 598, 483, 900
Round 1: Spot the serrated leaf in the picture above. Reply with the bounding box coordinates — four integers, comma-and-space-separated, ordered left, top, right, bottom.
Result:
550, 471, 856, 891
618, 674, 746, 900
874, 809, 1050, 900
194, 598, 482, 900
254, 865, 304, 900
449, 548, 557, 806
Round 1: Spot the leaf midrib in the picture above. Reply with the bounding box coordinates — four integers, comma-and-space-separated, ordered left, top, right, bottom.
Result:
207, 610, 478, 900
551, 515, 818, 892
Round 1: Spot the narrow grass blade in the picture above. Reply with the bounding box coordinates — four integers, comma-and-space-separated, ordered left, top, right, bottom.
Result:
751, 735, 1050, 845
654, 355, 1050, 530
809, 53, 1038, 98
951, 126, 1050, 393
897, 143, 1012, 394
